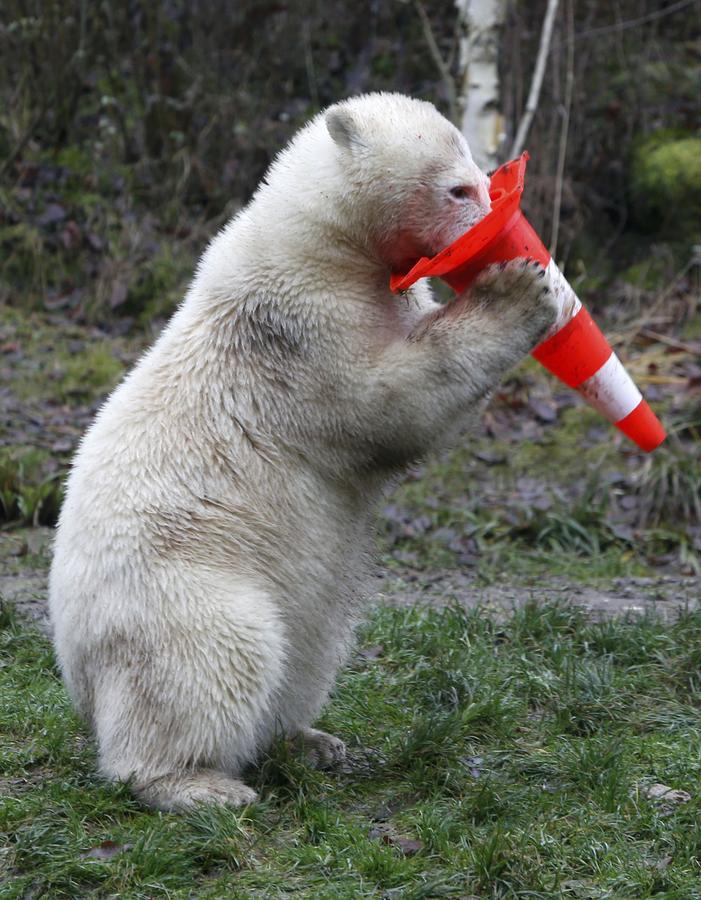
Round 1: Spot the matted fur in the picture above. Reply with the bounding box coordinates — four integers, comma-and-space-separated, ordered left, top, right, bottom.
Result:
49, 93, 557, 811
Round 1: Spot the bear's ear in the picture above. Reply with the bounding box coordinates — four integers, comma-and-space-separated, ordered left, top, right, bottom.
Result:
326, 107, 364, 151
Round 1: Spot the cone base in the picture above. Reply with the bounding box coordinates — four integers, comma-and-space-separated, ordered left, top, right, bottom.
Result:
616, 400, 667, 452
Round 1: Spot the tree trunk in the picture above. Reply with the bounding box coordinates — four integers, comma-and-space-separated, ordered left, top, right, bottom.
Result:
455, 0, 506, 171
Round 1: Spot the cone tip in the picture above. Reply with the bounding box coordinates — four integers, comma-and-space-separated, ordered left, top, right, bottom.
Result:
617, 400, 666, 452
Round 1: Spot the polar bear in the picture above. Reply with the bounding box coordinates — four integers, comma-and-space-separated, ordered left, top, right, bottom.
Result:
49, 93, 556, 811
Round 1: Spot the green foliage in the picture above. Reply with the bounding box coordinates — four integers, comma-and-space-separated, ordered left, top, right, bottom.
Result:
51, 345, 124, 405
0, 0, 448, 322
123, 245, 193, 324
630, 134, 701, 237
1, 0, 697, 321
632, 440, 701, 529
0, 448, 63, 527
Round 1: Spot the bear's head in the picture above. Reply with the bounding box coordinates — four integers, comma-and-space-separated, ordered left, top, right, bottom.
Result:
325, 93, 491, 273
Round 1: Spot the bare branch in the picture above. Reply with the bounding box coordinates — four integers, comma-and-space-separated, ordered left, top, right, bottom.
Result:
549, 0, 575, 257
413, 0, 458, 123
510, 0, 560, 158
559, 0, 696, 44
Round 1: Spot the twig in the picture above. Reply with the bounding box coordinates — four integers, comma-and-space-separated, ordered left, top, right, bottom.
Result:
302, 21, 319, 110
638, 329, 701, 356
0, 106, 48, 180
556, 0, 697, 44
549, 0, 574, 258
414, 0, 458, 123
619, 256, 698, 350
510, 0, 560, 158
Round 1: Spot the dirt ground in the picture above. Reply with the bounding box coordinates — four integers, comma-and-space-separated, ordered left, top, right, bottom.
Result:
3, 527, 698, 641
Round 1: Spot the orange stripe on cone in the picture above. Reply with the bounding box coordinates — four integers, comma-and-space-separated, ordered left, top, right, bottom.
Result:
616, 400, 667, 453
532, 307, 612, 389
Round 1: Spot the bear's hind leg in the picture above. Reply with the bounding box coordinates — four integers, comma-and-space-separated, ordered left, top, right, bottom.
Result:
90, 573, 285, 810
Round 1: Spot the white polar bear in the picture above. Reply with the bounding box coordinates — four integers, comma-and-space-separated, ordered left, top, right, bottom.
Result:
49, 93, 557, 811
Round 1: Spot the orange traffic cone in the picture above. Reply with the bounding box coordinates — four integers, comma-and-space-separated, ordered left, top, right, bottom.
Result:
390, 153, 666, 453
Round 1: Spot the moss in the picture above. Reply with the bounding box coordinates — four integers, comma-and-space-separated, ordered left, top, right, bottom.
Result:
630, 134, 701, 238
53, 344, 124, 404
125, 245, 192, 323
55, 145, 93, 176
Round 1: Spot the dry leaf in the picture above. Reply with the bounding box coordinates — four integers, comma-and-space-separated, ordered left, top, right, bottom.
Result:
80, 840, 133, 860
369, 823, 424, 856
359, 644, 384, 660
643, 783, 691, 805
109, 281, 129, 309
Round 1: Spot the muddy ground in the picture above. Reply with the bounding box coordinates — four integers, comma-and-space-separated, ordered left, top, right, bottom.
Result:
2, 527, 699, 640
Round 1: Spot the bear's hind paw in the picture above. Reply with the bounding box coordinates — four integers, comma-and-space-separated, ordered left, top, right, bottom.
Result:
134, 769, 258, 812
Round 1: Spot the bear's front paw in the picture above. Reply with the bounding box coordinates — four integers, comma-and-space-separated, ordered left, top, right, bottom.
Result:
472, 258, 558, 351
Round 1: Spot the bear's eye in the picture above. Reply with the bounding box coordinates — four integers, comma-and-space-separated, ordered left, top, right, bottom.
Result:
449, 186, 472, 201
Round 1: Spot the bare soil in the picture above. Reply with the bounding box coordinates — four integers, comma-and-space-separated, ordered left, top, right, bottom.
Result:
3, 527, 698, 639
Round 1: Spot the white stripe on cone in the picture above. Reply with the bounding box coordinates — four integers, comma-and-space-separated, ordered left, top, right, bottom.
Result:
577, 353, 642, 424
544, 259, 581, 337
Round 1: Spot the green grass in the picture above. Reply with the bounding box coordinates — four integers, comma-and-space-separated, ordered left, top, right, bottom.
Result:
3, 598, 701, 897
0, 449, 63, 527
0, 307, 131, 409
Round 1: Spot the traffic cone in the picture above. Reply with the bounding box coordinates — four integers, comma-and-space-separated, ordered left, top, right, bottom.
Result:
390, 153, 666, 453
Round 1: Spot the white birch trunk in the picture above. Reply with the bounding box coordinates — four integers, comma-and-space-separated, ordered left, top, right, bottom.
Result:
455, 0, 506, 171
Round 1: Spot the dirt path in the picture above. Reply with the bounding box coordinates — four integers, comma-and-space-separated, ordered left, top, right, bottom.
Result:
3, 527, 698, 638
380, 568, 700, 620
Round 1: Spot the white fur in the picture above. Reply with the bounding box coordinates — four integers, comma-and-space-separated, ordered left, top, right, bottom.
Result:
49, 93, 557, 811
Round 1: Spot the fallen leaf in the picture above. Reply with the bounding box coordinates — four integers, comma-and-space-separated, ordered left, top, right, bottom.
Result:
405, 515, 432, 536
609, 522, 635, 542
459, 755, 484, 778
37, 203, 67, 226
110, 281, 129, 309
640, 782, 691, 813
369, 823, 424, 856
359, 644, 384, 660
620, 495, 638, 510
433, 526, 455, 544
51, 437, 74, 453
393, 836, 424, 856
43, 287, 83, 312
528, 397, 558, 423
476, 449, 506, 465
86, 232, 104, 251
60, 220, 82, 250
80, 840, 133, 860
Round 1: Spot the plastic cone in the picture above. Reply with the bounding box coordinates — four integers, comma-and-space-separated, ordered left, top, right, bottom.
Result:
389, 154, 666, 453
